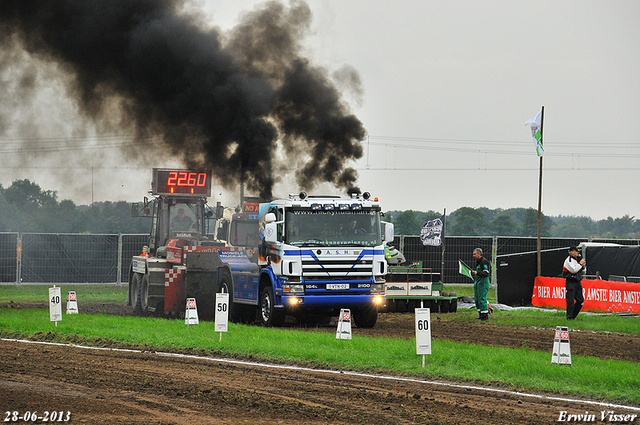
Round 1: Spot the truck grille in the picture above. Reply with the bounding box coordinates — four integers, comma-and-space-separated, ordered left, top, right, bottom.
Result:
301, 258, 373, 280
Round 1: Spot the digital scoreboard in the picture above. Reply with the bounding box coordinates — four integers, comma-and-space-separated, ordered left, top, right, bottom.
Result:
152, 168, 212, 197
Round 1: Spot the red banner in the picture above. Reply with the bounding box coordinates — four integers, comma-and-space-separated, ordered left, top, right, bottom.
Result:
532, 277, 640, 314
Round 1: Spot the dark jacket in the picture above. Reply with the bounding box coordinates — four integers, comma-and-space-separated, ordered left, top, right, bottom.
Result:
474, 256, 491, 281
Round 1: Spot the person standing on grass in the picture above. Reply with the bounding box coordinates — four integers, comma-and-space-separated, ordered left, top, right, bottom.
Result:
471, 248, 491, 321
563, 246, 586, 320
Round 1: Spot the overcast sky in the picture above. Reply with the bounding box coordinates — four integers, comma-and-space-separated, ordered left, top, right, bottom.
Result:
2, 0, 639, 220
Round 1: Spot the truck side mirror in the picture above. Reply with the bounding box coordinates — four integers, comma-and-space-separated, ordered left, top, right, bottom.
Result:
264, 212, 276, 223
382, 221, 394, 244
263, 222, 278, 243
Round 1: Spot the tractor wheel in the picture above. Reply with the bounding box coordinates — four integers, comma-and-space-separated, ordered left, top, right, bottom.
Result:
260, 286, 285, 327
353, 306, 378, 328
131, 273, 143, 315
140, 274, 150, 312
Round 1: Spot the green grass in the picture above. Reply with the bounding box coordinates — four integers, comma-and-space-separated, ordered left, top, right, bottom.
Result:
1, 308, 639, 406
0, 284, 128, 303
2, 284, 639, 406
439, 308, 640, 335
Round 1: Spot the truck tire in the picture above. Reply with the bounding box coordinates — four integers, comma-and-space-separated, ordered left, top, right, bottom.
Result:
260, 286, 285, 327
353, 306, 377, 328
218, 272, 237, 322
131, 273, 143, 315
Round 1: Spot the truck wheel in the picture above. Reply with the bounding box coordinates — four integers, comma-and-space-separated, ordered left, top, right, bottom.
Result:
218, 272, 236, 322
131, 273, 143, 315
353, 306, 377, 328
260, 286, 285, 327
140, 274, 150, 312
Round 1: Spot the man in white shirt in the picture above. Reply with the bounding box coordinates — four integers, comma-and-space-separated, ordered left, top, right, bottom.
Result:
562, 246, 586, 320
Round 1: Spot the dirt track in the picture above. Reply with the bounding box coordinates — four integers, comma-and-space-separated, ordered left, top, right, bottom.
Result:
1, 302, 639, 424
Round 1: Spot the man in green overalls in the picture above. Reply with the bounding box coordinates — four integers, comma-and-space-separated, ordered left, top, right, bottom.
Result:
471, 248, 491, 321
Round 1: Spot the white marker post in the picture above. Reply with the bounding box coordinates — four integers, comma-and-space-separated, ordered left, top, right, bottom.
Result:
551, 326, 572, 365
335, 309, 352, 340
49, 286, 62, 326
185, 298, 199, 325
415, 307, 432, 367
66, 291, 78, 314
215, 291, 229, 341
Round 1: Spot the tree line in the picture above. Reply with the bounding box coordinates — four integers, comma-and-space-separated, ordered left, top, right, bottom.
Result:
0, 180, 150, 234
388, 207, 640, 239
1, 179, 639, 238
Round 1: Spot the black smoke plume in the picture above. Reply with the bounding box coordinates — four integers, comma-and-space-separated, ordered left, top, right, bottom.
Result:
0, 0, 365, 199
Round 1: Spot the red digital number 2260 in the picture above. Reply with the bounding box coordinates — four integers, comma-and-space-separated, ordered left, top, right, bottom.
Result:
167, 172, 206, 187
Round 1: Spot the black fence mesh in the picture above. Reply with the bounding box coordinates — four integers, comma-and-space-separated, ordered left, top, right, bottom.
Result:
20, 234, 119, 283
0, 233, 18, 283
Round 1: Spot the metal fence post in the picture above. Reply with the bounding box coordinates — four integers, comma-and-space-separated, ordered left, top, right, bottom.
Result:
117, 234, 123, 287
16, 233, 21, 286
492, 235, 498, 301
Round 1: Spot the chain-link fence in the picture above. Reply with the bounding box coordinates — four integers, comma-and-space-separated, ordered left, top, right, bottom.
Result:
0, 233, 147, 284
0, 233, 18, 283
2, 232, 639, 285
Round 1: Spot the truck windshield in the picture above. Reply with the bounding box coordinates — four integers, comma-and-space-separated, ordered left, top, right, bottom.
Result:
285, 210, 382, 247
169, 202, 200, 234
229, 219, 259, 247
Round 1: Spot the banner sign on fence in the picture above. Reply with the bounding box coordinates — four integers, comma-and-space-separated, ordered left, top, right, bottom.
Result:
532, 277, 640, 314
420, 215, 444, 247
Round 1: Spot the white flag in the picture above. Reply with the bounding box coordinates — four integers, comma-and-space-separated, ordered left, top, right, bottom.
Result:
525, 110, 544, 157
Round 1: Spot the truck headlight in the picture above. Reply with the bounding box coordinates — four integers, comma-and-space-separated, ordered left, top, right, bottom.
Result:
283, 284, 304, 293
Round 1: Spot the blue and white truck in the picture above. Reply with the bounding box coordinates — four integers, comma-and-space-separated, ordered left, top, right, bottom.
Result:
253, 192, 394, 327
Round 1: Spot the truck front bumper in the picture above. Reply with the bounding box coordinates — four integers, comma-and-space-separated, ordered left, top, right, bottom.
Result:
280, 293, 385, 309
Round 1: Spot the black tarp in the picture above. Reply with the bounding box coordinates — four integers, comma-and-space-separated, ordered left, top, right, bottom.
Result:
583, 245, 640, 280
496, 248, 568, 306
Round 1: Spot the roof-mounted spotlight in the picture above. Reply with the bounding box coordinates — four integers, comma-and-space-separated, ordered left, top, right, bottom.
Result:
362, 192, 371, 200
299, 191, 308, 200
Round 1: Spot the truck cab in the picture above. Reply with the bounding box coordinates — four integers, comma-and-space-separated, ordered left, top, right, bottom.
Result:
255, 192, 394, 327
